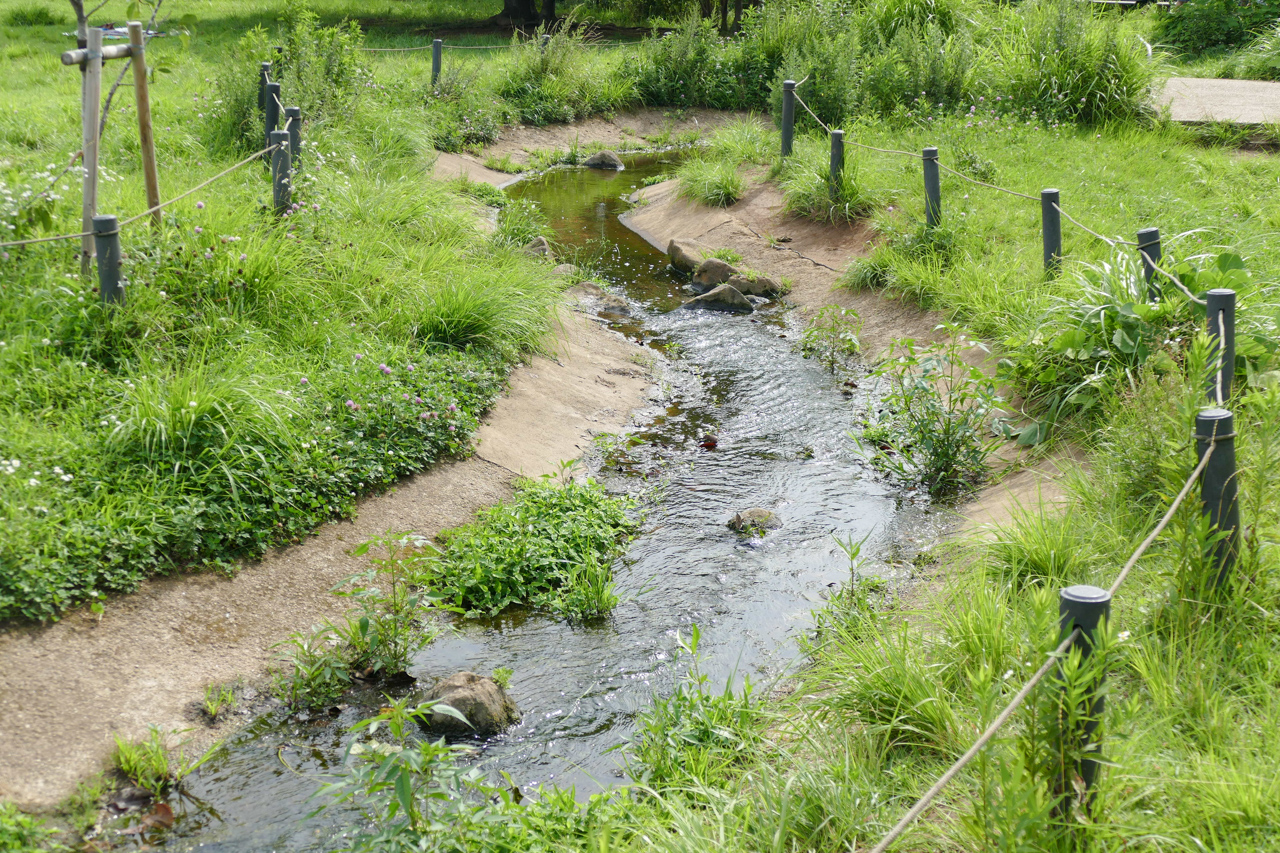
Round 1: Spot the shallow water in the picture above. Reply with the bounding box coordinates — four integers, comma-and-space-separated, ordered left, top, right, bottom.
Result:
140, 154, 941, 851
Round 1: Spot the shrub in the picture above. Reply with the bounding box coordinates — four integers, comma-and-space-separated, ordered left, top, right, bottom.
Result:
864, 329, 1003, 500
635, 15, 770, 110
4, 4, 63, 26
205, 2, 368, 153
1154, 0, 1274, 53
497, 25, 637, 125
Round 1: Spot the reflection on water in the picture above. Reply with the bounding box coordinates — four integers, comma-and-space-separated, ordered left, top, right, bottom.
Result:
147, 154, 940, 852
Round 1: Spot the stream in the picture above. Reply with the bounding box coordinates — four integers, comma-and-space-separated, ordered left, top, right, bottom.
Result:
135, 153, 941, 851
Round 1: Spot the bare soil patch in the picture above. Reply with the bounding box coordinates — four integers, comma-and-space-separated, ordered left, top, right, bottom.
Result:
479, 108, 748, 167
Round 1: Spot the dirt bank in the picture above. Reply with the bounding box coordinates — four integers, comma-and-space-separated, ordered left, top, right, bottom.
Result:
0, 304, 651, 810
623, 178, 1074, 538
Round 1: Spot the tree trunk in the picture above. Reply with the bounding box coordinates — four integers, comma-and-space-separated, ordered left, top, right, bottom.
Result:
498, 0, 539, 25
732, 0, 743, 32
700, 0, 713, 19
719, 0, 728, 33
542, 0, 555, 25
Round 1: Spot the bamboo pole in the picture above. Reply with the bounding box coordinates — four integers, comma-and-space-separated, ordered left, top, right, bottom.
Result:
80, 27, 103, 274
127, 22, 161, 226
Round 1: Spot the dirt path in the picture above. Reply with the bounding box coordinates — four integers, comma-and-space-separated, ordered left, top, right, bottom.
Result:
0, 308, 651, 810
1162, 76, 1280, 124
624, 179, 1074, 539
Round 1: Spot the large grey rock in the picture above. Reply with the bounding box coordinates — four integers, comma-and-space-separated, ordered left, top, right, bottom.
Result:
668, 239, 707, 274
419, 671, 520, 735
728, 508, 782, 532
727, 274, 784, 298
682, 284, 753, 314
524, 236, 554, 260
551, 263, 580, 278
691, 258, 737, 295
583, 150, 625, 170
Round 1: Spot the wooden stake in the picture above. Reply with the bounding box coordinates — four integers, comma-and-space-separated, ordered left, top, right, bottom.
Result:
81, 27, 103, 274
127, 22, 161, 226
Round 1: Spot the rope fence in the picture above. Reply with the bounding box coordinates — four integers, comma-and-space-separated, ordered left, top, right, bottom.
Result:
784, 76, 1245, 853
0, 144, 280, 250
787, 81, 1210, 292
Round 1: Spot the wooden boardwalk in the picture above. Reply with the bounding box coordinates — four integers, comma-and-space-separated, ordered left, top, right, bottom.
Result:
1162, 76, 1280, 124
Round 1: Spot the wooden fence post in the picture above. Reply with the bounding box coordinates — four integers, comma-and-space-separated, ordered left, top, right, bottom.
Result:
781, 80, 796, 157
127, 22, 161, 226
1041, 189, 1062, 273
81, 27, 103, 274
923, 146, 941, 228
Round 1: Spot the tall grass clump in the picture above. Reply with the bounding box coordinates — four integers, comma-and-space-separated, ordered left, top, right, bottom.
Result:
1002, 0, 1155, 124
496, 24, 637, 125
1230, 20, 1280, 80
677, 157, 746, 206
777, 136, 877, 222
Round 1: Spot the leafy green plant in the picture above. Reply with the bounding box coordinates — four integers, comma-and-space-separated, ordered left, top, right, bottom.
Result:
799, 305, 863, 372
865, 329, 1003, 500
625, 624, 763, 786
415, 478, 636, 619
492, 667, 514, 689
273, 626, 351, 709
0, 802, 62, 852
336, 534, 446, 679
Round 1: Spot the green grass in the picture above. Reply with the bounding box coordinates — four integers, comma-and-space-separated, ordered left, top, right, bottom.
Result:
0, 2, 575, 624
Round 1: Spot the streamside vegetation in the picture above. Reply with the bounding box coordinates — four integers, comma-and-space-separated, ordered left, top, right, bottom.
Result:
3, 0, 1280, 849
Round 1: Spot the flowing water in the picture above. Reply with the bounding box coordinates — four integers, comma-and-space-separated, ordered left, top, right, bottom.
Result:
138, 154, 941, 851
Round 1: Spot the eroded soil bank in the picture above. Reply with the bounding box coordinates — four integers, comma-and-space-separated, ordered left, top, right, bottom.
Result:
0, 310, 650, 810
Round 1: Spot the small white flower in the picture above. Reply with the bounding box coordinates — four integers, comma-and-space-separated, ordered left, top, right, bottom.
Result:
189, 401, 198, 408
61, 474, 73, 482
28, 478, 39, 486
1117, 631, 1131, 642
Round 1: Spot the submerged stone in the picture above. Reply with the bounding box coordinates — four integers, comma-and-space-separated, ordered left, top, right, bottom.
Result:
728, 508, 782, 533
419, 671, 520, 735
682, 284, 753, 314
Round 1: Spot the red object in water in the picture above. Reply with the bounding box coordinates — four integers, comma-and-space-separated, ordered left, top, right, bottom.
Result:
699, 434, 719, 450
